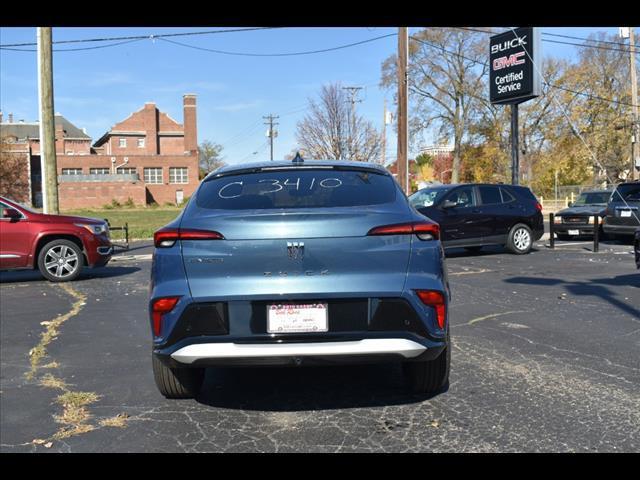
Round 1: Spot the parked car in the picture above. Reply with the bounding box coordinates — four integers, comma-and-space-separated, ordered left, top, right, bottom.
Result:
408, 183, 544, 254
603, 182, 640, 241
0, 196, 112, 281
635, 229, 640, 269
150, 159, 450, 398
552, 190, 611, 240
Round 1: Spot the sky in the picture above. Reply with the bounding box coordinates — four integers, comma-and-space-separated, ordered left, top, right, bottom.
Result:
0, 26, 627, 166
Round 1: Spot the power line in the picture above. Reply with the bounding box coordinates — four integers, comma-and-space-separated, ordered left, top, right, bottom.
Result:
0, 27, 282, 48
450, 27, 639, 54
155, 32, 397, 57
0, 38, 146, 52
408, 35, 639, 109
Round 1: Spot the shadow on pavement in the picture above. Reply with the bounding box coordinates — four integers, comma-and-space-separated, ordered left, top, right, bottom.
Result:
445, 245, 540, 259
504, 275, 640, 318
0, 266, 140, 284
196, 363, 446, 411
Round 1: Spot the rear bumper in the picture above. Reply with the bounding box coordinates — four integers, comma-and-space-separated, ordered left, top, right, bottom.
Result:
602, 223, 639, 236
154, 334, 446, 367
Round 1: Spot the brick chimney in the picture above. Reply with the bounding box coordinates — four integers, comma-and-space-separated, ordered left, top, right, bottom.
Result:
143, 102, 159, 154
183, 94, 197, 156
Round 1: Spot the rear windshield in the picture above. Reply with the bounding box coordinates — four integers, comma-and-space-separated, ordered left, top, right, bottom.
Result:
612, 184, 640, 202
196, 169, 397, 210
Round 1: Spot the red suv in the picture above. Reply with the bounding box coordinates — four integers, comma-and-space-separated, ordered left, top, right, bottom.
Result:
0, 196, 112, 282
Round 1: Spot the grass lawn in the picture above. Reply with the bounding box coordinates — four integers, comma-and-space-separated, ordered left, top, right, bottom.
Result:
62, 207, 182, 240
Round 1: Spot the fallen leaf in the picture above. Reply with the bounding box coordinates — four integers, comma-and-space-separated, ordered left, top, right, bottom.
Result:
44, 442, 53, 448
32, 438, 46, 445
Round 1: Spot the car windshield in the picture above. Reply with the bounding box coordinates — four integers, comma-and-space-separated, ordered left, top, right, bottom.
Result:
612, 184, 640, 202
573, 192, 610, 206
196, 169, 397, 210
409, 187, 450, 208
0, 197, 38, 214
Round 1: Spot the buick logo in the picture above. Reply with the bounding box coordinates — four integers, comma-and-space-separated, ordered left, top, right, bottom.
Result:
287, 241, 304, 260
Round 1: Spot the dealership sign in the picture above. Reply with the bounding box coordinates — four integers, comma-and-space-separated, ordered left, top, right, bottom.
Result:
490, 27, 541, 104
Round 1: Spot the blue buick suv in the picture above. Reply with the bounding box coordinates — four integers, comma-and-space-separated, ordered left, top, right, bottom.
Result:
149, 158, 450, 398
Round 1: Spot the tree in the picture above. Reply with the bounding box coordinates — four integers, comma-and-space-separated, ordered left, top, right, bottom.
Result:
381, 28, 488, 183
198, 140, 224, 179
0, 139, 30, 202
295, 83, 382, 162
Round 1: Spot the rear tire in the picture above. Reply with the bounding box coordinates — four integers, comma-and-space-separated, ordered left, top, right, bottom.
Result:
152, 354, 204, 399
506, 223, 533, 254
403, 333, 450, 395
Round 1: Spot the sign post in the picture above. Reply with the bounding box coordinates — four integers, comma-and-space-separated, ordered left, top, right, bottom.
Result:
490, 27, 541, 185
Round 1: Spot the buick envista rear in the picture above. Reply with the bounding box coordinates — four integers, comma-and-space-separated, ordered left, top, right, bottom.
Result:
149, 160, 451, 398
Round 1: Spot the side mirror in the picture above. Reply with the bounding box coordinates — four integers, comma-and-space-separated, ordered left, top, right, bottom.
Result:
3, 208, 21, 219
441, 199, 457, 209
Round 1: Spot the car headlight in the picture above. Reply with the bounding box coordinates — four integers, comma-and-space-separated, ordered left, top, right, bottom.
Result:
554, 216, 562, 224
75, 223, 108, 235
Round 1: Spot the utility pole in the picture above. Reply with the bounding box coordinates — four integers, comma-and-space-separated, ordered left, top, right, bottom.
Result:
342, 86, 363, 161
263, 114, 279, 161
37, 27, 59, 214
397, 27, 409, 194
629, 27, 638, 180
382, 98, 388, 166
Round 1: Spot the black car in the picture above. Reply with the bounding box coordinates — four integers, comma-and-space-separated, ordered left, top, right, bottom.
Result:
553, 190, 611, 240
409, 183, 544, 254
635, 229, 640, 269
602, 182, 640, 240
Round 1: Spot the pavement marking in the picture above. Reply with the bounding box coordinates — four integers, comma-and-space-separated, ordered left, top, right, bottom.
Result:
456, 310, 528, 327
449, 268, 493, 276
25, 283, 129, 446
110, 254, 152, 262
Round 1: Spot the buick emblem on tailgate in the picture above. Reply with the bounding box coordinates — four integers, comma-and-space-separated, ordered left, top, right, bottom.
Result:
287, 241, 304, 260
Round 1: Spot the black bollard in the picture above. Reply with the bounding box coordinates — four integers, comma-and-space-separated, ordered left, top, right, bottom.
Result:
593, 215, 599, 253
549, 213, 555, 249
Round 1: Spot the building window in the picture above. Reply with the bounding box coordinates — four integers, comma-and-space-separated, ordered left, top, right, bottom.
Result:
61, 168, 82, 175
116, 167, 137, 175
144, 167, 163, 184
90, 167, 110, 175
137, 138, 145, 148
169, 167, 188, 184
119, 138, 127, 148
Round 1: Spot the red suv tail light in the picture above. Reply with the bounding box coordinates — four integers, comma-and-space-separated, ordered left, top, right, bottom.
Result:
367, 222, 440, 240
416, 290, 447, 329
154, 227, 224, 248
151, 296, 181, 336
535, 202, 543, 212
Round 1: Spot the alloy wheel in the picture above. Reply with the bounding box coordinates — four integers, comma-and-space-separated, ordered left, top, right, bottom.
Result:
513, 228, 531, 252
44, 245, 79, 279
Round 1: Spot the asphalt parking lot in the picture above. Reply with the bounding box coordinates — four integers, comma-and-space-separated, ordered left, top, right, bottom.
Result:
1, 238, 639, 452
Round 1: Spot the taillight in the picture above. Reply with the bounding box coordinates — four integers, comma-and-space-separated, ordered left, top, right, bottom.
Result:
153, 227, 224, 248
367, 222, 440, 240
535, 202, 543, 212
416, 290, 446, 329
151, 296, 181, 336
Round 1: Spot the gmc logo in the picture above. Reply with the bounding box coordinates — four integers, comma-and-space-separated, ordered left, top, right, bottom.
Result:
493, 52, 526, 71
491, 35, 527, 54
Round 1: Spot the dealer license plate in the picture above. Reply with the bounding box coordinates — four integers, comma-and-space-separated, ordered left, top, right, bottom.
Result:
568, 229, 580, 235
267, 303, 328, 333
620, 210, 632, 217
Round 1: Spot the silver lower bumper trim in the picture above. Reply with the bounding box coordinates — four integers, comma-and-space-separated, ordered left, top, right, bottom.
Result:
97, 246, 113, 255
171, 339, 426, 364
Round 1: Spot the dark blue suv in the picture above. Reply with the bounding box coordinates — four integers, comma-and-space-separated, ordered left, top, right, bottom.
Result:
409, 183, 544, 254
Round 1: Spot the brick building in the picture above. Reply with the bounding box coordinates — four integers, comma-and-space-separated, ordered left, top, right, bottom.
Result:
0, 94, 199, 210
